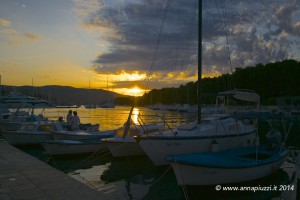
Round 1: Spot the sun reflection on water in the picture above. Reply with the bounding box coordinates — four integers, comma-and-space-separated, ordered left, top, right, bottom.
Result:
132, 107, 140, 125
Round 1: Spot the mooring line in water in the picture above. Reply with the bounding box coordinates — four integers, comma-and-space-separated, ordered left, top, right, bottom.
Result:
72, 149, 112, 169
149, 165, 172, 187
46, 153, 63, 171
175, 161, 190, 200
46, 149, 112, 172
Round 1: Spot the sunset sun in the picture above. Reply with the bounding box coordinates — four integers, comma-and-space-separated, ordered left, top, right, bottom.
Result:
130, 87, 143, 96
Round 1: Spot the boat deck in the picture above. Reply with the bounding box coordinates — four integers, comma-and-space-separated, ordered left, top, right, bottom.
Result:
0, 141, 109, 200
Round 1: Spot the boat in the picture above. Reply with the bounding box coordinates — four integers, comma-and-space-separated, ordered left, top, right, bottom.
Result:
1, 121, 63, 145
51, 129, 115, 141
98, 102, 115, 108
165, 144, 289, 185
103, 123, 164, 157
165, 110, 292, 185
41, 140, 106, 155
138, 114, 257, 166
0, 93, 50, 131
97, 78, 116, 108
102, 106, 164, 157
216, 89, 261, 113
84, 105, 97, 109
0, 91, 49, 108
137, 1, 258, 166
0, 111, 48, 131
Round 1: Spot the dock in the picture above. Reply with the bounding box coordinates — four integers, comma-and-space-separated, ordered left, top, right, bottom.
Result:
0, 141, 109, 200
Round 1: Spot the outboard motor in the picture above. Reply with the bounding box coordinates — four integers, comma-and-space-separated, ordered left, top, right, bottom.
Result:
266, 129, 281, 149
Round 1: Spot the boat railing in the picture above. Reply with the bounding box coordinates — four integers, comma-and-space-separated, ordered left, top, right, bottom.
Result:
134, 113, 176, 136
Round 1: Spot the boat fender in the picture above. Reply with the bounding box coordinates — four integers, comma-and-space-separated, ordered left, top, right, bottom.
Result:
133, 136, 141, 143
210, 140, 219, 152
255, 137, 260, 146
266, 129, 281, 149
247, 139, 251, 145
271, 164, 277, 173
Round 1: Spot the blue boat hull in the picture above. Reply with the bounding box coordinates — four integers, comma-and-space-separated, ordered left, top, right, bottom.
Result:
166, 145, 289, 185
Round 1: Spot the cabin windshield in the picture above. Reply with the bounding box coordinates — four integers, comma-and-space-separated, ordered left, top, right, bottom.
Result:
2, 114, 10, 120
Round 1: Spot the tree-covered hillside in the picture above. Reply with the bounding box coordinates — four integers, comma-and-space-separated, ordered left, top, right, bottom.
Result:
129, 59, 300, 106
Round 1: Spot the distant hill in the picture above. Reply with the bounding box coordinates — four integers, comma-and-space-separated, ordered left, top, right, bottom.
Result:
0, 85, 124, 106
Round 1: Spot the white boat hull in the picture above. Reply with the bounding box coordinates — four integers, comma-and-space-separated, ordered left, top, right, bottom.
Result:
139, 132, 256, 166
51, 130, 115, 141
102, 123, 163, 157
170, 152, 288, 185
42, 140, 107, 155
2, 131, 52, 145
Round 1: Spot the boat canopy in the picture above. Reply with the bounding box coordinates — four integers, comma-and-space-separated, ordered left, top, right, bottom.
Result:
229, 111, 288, 120
217, 89, 260, 103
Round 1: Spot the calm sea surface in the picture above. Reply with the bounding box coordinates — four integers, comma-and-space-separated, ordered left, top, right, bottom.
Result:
13, 106, 300, 199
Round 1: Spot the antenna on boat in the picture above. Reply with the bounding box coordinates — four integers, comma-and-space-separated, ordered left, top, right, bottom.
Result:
197, 0, 202, 123
0, 74, 1, 98
32, 78, 34, 97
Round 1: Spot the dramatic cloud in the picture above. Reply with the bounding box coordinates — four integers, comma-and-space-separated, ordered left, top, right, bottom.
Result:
0, 18, 11, 27
0, 18, 41, 45
24, 32, 41, 41
0, 18, 16, 34
75, 0, 300, 88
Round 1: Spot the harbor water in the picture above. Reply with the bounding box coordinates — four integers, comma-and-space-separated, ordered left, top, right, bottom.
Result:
6, 106, 300, 200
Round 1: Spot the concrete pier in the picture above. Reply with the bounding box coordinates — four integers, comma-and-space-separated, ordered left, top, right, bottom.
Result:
0, 141, 109, 200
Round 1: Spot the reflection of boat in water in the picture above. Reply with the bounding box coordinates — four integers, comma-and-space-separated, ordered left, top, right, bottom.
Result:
100, 156, 163, 200
16, 144, 112, 173
50, 152, 112, 174
101, 156, 157, 184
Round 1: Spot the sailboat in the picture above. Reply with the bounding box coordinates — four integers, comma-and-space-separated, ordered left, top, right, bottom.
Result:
138, 0, 258, 166
103, 106, 164, 157
165, 112, 290, 185
98, 78, 116, 108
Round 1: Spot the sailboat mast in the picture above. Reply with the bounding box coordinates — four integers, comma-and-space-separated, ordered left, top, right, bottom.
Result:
197, 0, 202, 123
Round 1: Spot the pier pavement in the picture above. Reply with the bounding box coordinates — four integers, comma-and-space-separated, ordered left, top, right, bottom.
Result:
0, 141, 109, 200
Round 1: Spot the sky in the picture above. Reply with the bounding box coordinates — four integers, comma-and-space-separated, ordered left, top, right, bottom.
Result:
0, 0, 300, 96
